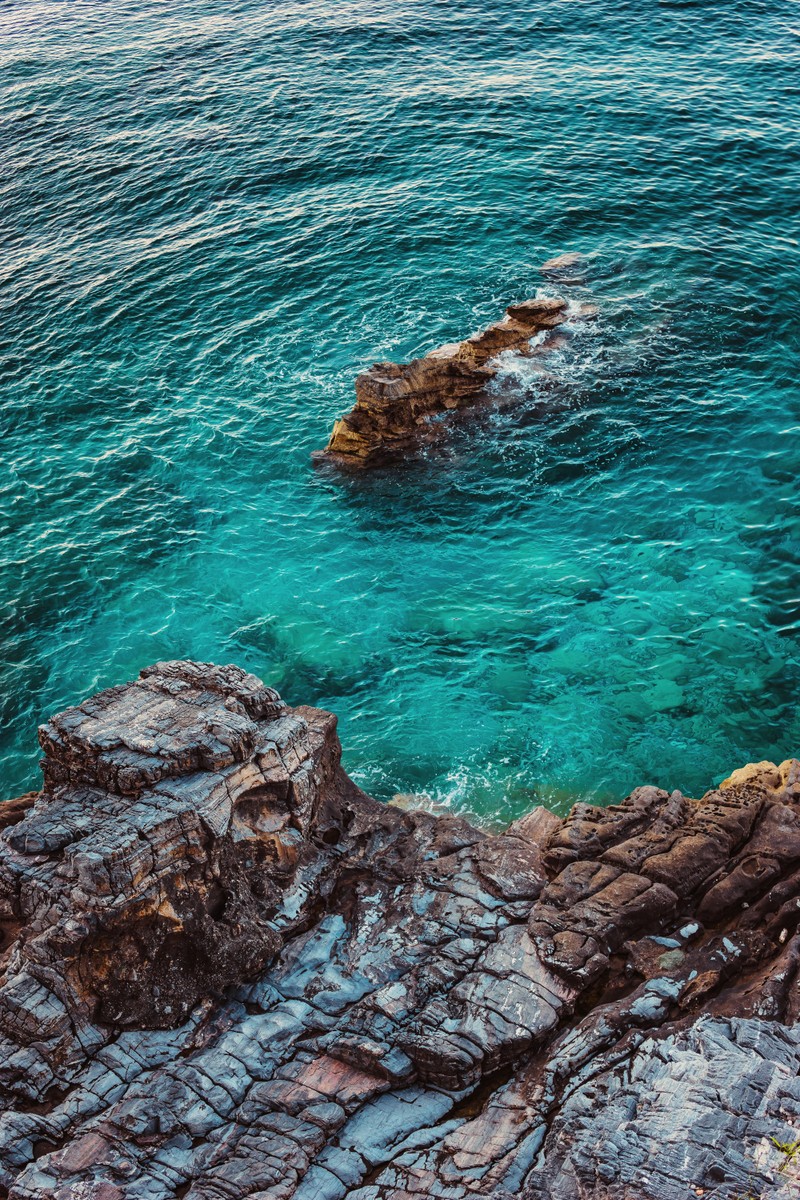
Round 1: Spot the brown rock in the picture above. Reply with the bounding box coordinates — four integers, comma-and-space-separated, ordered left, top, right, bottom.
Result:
313, 294, 572, 469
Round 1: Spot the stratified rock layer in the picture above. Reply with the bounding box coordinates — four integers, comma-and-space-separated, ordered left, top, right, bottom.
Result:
313, 296, 571, 468
1, 662, 800, 1199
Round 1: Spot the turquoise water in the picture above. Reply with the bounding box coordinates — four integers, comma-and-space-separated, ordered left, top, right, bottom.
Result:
2, 1, 799, 825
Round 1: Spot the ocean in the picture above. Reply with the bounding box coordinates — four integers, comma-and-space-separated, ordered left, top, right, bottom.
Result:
2, 0, 799, 824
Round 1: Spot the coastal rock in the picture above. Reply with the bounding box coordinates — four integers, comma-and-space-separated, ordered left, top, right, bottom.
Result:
1, 661, 799, 1199
313, 295, 570, 469
540, 251, 588, 285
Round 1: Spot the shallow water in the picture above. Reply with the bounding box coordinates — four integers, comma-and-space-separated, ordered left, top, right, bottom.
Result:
1, 0, 799, 824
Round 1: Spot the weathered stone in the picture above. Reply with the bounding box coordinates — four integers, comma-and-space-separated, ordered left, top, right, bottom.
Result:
1, 661, 799, 1200
313, 289, 581, 469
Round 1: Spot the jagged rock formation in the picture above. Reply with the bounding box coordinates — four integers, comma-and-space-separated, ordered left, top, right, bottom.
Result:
1, 662, 800, 1198
313, 295, 576, 469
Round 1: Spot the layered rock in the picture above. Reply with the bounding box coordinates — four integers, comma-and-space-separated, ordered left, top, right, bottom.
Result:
1, 662, 800, 1198
313, 296, 573, 469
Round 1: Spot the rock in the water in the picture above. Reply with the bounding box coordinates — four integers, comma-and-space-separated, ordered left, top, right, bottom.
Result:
1, 660, 799, 1200
540, 250, 588, 284
313, 294, 572, 469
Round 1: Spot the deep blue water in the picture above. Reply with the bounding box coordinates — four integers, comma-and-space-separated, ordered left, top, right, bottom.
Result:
2, 0, 799, 825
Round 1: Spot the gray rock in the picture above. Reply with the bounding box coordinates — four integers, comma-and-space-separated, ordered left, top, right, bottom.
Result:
1, 660, 799, 1199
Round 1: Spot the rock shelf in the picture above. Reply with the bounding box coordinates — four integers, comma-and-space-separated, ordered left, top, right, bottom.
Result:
1, 661, 799, 1198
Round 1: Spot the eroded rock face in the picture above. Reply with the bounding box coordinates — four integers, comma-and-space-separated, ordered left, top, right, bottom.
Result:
1, 662, 799, 1199
313, 296, 573, 469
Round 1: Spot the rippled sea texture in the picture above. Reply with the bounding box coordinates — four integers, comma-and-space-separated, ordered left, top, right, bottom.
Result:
2, 1, 799, 823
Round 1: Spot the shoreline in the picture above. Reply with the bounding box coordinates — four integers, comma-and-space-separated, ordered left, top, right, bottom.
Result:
1, 661, 798, 1198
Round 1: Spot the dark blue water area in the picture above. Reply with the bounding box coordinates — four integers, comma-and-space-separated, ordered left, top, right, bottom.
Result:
1, 0, 799, 824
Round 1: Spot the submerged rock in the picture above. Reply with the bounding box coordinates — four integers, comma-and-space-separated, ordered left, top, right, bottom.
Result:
313, 295, 571, 469
540, 250, 589, 285
1, 660, 799, 1198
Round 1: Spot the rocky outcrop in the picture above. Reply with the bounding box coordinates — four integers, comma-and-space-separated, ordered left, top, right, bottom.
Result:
313, 295, 576, 469
1, 661, 800, 1198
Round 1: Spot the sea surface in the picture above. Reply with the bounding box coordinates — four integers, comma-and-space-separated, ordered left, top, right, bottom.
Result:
2, 0, 799, 825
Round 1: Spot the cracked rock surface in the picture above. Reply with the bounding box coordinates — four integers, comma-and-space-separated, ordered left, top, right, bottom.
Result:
1, 662, 800, 1198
